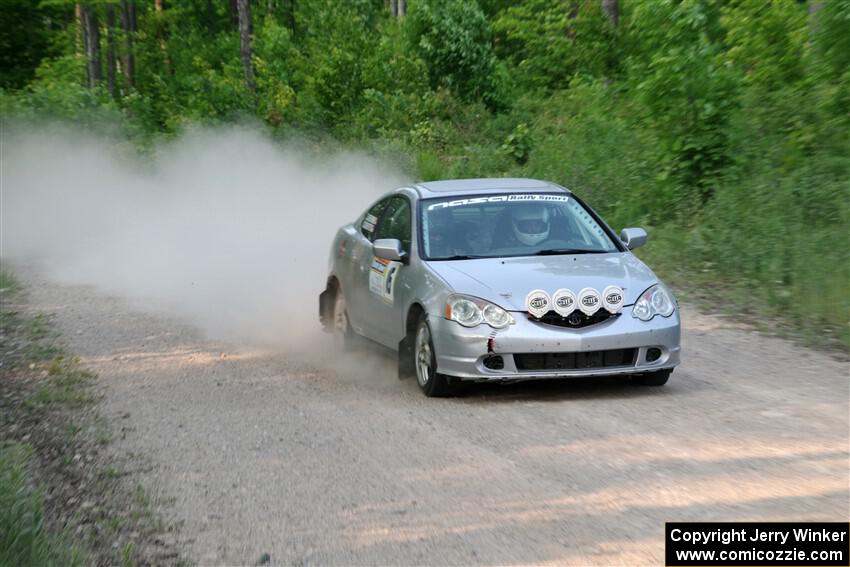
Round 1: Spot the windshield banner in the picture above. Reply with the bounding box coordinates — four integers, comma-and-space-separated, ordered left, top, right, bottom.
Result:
427, 194, 570, 210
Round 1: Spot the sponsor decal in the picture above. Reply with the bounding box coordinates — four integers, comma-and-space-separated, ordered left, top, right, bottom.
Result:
427, 194, 570, 211
602, 285, 625, 314
552, 288, 577, 317
525, 289, 551, 318
370, 256, 390, 274
577, 287, 601, 316
361, 214, 379, 233
368, 256, 400, 304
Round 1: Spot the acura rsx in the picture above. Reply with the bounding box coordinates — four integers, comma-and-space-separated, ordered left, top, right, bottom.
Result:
319, 178, 680, 397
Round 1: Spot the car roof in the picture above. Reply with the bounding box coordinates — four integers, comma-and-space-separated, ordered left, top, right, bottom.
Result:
410, 178, 568, 198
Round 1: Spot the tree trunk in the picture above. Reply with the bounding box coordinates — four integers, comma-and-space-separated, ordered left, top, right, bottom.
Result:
236, 0, 255, 96
390, 0, 407, 19
601, 0, 618, 27
83, 6, 101, 88
565, 0, 579, 39
119, 0, 135, 88
75, 3, 85, 72
229, 0, 238, 27
106, 4, 117, 96
154, 0, 171, 73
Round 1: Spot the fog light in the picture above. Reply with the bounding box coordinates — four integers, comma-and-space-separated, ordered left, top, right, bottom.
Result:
483, 355, 504, 370
646, 347, 662, 362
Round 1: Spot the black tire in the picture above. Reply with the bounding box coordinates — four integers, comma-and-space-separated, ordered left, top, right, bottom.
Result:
413, 315, 455, 397
632, 369, 672, 386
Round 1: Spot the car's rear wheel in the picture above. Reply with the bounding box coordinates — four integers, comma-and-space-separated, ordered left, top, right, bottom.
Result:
333, 288, 353, 351
632, 368, 672, 386
414, 316, 454, 397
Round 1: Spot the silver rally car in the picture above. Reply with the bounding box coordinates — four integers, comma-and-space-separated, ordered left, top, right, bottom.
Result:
319, 178, 681, 396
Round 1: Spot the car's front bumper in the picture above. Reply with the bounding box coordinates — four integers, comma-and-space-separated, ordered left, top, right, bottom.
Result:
430, 306, 681, 382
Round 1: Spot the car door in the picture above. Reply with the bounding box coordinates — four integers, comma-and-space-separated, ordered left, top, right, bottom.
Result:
366, 195, 413, 347
344, 197, 392, 338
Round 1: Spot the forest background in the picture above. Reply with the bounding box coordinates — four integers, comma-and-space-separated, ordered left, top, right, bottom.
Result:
2, 0, 848, 348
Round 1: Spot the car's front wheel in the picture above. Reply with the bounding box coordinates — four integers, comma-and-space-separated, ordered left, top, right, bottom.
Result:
414, 316, 454, 397
632, 369, 672, 386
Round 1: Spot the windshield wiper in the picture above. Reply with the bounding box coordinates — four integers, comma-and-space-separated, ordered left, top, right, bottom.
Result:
534, 248, 605, 256
433, 254, 486, 261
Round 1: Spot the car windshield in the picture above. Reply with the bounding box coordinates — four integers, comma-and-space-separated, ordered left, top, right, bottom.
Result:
420, 193, 619, 260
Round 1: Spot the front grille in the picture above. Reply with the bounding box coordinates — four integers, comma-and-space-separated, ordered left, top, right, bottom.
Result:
514, 348, 637, 371
532, 310, 618, 328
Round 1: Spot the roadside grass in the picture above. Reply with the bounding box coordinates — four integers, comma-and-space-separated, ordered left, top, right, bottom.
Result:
1, 270, 91, 565
0, 271, 16, 293
0, 443, 82, 567
0, 270, 182, 566
26, 342, 66, 363
638, 225, 850, 353
24, 354, 97, 409
26, 365, 96, 408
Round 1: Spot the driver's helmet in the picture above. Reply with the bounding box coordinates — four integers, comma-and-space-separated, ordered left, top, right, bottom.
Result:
512, 204, 551, 246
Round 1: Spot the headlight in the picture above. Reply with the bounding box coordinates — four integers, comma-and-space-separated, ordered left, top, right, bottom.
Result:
632, 284, 676, 321
445, 294, 514, 329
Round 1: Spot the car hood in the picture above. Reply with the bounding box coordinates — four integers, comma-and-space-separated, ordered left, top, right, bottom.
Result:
425, 253, 658, 311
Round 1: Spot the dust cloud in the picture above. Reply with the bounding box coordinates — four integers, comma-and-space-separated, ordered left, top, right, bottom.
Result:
1, 123, 408, 349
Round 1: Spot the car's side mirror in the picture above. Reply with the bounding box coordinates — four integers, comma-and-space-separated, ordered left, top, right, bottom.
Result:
619, 227, 648, 250
373, 238, 408, 263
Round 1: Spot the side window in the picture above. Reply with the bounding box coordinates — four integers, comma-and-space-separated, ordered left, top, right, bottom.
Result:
374, 196, 412, 252
360, 198, 390, 239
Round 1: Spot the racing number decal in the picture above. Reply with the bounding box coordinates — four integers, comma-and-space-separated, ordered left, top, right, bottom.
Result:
369, 256, 400, 304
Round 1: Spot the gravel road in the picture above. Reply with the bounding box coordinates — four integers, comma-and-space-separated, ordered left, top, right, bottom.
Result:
14, 264, 849, 566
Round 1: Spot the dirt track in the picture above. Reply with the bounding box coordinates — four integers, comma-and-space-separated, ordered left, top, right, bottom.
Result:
13, 263, 849, 565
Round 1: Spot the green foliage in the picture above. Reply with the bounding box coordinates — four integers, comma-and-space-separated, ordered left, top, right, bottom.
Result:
501, 122, 532, 165
254, 20, 297, 126
406, 0, 499, 105
626, 0, 740, 205
520, 81, 673, 227
721, 0, 807, 88
132, 7, 253, 131
493, 0, 620, 89
349, 23, 431, 139
361, 25, 430, 97
812, 0, 850, 81
301, 8, 370, 125
0, 443, 81, 566
0, 0, 63, 89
